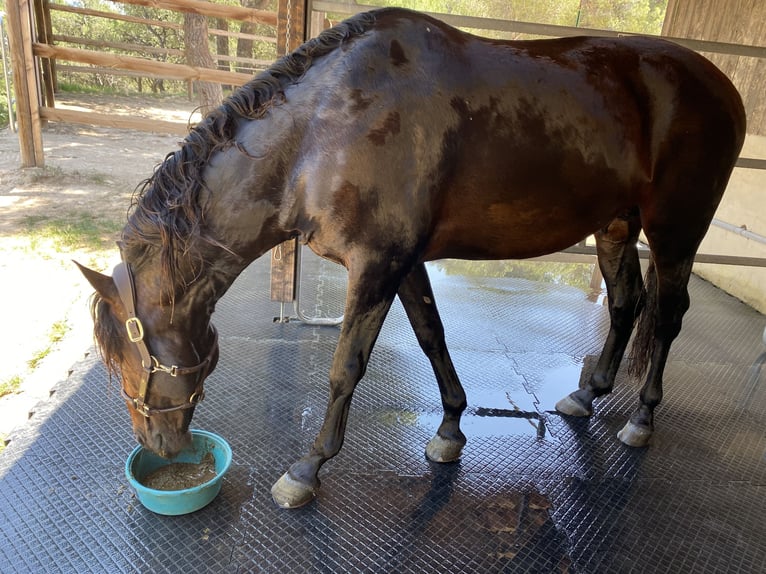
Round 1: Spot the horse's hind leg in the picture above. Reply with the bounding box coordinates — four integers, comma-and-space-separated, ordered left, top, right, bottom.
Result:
397, 263, 467, 462
556, 210, 643, 416
617, 255, 693, 446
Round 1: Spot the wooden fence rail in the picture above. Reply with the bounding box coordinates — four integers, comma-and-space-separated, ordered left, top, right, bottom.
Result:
112, 0, 277, 26
39, 106, 191, 135
52, 35, 186, 58
33, 42, 254, 85
49, 3, 278, 43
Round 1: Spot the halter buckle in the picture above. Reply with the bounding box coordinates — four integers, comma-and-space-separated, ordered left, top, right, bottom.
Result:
125, 317, 144, 343
135, 400, 152, 418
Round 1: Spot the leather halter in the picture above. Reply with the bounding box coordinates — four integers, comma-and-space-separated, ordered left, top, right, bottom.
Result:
112, 261, 217, 417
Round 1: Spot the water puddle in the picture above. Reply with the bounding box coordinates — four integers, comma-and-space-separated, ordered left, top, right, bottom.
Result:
532, 360, 590, 412
428, 258, 603, 297
417, 409, 545, 440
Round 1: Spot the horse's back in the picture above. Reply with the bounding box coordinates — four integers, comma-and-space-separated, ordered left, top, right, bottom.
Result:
291, 9, 746, 263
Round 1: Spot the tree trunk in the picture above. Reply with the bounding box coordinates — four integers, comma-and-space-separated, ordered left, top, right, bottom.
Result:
215, 18, 229, 71
183, 13, 223, 115
237, 0, 271, 73
236, 21, 255, 74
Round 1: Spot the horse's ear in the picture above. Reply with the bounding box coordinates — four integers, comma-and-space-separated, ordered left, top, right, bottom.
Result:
74, 261, 119, 303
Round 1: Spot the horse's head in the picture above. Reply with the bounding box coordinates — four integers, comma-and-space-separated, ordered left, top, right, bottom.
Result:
76, 261, 219, 458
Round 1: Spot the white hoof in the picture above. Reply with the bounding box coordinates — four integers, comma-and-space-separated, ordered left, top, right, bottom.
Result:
271, 472, 316, 508
425, 434, 463, 463
555, 394, 593, 417
617, 420, 652, 447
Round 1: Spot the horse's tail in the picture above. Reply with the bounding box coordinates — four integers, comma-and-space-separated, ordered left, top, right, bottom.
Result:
628, 258, 657, 380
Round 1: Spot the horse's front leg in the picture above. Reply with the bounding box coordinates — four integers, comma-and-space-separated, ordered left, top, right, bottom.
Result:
271, 264, 401, 508
397, 263, 467, 462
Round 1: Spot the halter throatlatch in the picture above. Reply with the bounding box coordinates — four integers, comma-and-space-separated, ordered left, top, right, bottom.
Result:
112, 261, 217, 417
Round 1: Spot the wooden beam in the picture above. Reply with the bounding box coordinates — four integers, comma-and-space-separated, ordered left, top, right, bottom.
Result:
32, 43, 254, 85
34, 0, 55, 108
52, 34, 186, 58
112, 0, 277, 26
49, 3, 277, 42
39, 106, 191, 135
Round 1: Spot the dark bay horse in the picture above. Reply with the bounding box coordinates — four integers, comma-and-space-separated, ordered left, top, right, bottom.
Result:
77, 8, 746, 508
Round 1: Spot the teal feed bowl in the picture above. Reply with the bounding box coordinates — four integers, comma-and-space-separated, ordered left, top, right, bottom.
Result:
125, 429, 232, 516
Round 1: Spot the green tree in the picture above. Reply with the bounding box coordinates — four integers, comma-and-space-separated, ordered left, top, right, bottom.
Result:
577, 0, 667, 34
361, 0, 667, 35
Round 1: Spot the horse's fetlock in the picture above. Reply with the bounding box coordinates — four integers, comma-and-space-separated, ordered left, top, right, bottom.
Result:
288, 462, 320, 489
438, 419, 467, 445
589, 374, 613, 396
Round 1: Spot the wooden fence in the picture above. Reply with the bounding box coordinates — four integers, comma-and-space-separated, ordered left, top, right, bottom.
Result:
7, 0, 766, 168
6, 0, 306, 167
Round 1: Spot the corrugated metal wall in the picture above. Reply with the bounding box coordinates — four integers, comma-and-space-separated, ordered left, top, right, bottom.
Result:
663, 0, 765, 135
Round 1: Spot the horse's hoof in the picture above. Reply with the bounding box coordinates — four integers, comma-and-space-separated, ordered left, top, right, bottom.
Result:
555, 393, 593, 417
617, 420, 652, 447
271, 472, 316, 508
425, 434, 464, 463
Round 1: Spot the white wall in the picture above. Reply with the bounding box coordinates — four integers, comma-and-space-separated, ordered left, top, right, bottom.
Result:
694, 134, 766, 314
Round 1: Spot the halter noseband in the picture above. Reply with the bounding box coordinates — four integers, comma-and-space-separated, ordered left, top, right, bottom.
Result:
112, 261, 217, 417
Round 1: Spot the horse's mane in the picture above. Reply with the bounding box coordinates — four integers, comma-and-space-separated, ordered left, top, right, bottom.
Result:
121, 10, 379, 289
91, 11, 378, 372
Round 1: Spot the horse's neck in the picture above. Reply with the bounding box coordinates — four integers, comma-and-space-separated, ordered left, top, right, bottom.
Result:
201, 124, 301, 265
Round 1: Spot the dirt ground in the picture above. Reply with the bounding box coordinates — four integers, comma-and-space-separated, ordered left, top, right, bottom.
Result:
0, 94, 201, 443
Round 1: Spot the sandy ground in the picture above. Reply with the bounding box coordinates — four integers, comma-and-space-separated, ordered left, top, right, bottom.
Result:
0, 94, 200, 444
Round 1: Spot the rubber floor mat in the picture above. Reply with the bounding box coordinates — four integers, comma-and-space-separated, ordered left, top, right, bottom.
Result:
1, 253, 765, 573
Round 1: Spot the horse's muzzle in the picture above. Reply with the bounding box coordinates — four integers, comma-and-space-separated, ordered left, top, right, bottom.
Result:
135, 426, 192, 459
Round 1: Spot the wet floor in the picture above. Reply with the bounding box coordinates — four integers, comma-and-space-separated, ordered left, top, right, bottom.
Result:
1, 251, 765, 573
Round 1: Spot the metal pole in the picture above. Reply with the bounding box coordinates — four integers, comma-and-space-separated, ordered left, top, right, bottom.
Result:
711, 218, 766, 246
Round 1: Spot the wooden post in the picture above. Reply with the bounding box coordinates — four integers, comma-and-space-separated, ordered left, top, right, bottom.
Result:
277, 0, 307, 54
271, 1, 307, 309
309, 10, 331, 39
5, 0, 44, 167
270, 238, 298, 303
33, 0, 55, 109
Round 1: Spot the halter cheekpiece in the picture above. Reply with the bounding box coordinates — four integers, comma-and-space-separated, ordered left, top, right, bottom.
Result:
112, 261, 217, 417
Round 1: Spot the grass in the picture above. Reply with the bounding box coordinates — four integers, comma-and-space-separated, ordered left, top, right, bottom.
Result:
21, 212, 123, 254
56, 81, 190, 99
0, 375, 23, 399
0, 207, 120, 452
27, 321, 71, 370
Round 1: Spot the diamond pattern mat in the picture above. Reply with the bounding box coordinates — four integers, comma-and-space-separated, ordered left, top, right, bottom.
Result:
1, 252, 765, 573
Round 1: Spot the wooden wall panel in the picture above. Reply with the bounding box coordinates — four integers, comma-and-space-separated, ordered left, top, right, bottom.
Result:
664, 0, 766, 134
